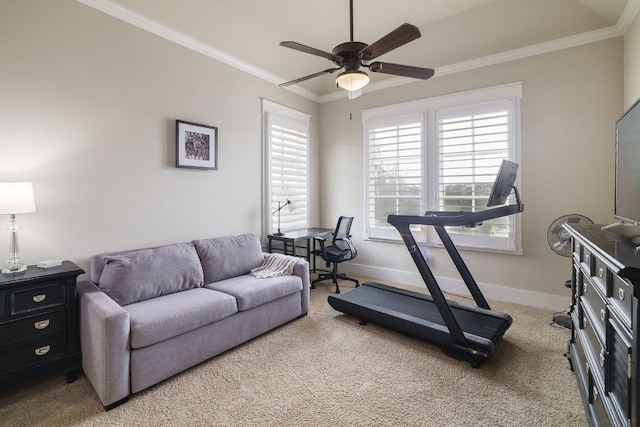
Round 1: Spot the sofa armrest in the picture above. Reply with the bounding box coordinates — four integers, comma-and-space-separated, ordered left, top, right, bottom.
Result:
77, 280, 131, 408
291, 259, 310, 314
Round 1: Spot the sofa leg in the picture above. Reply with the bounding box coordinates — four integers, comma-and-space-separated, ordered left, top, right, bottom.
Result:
104, 395, 130, 411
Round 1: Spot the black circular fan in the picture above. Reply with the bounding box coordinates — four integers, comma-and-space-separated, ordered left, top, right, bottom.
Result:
547, 214, 594, 257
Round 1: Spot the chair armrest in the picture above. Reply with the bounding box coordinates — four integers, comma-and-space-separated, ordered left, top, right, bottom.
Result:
76, 280, 131, 408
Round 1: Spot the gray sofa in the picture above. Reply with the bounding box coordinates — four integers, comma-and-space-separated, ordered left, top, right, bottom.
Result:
76, 233, 310, 409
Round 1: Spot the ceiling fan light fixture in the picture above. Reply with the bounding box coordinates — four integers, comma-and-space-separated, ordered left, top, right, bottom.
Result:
336, 70, 369, 92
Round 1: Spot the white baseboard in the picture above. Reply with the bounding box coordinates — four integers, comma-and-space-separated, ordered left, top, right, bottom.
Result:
338, 262, 570, 312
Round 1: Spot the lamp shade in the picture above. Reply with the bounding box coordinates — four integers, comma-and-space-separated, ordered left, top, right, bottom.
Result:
0, 182, 36, 214
336, 70, 370, 92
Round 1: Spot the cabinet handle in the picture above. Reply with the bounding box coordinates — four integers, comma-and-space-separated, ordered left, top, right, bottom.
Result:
598, 267, 604, 278
32, 294, 46, 303
593, 386, 599, 402
599, 349, 605, 367
583, 316, 589, 330
600, 308, 606, 323
619, 288, 625, 301
583, 281, 588, 294
585, 253, 590, 263
34, 345, 50, 356
34, 319, 50, 330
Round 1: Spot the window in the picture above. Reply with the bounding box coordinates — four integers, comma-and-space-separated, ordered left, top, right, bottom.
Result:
363, 83, 522, 252
263, 100, 310, 235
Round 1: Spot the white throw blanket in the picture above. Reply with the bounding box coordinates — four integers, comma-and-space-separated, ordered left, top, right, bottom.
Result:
250, 253, 298, 278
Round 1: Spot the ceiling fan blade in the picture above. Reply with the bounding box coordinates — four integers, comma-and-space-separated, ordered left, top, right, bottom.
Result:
279, 67, 343, 87
359, 23, 421, 61
279, 41, 342, 62
369, 62, 434, 80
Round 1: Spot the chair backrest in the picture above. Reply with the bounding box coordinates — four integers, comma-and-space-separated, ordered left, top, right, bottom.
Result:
332, 216, 357, 259
333, 216, 354, 243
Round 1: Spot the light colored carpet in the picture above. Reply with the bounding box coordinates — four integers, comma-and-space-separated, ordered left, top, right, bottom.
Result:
0, 277, 587, 426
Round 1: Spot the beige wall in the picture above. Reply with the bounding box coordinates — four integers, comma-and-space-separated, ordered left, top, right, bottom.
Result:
0, 0, 319, 276
319, 38, 623, 307
625, 10, 640, 107
0, 0, 632, 309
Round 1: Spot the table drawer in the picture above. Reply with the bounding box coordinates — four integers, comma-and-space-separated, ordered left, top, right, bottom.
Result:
0, 335, 66, 372
10, 283, 65, 315
0, 310, 65, 348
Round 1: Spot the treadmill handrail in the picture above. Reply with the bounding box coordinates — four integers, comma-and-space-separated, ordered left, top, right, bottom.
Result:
388, 203, 523, 229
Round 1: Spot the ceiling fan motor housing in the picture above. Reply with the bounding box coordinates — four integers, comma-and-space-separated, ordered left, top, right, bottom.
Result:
332, 41, 368, 70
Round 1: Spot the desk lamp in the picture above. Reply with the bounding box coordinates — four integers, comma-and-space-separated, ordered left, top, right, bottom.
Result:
0, 182, 36, 273
272, 199, 294, 236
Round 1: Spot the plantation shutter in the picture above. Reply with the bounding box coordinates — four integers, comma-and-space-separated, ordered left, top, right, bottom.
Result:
434, 100, 517, 250
365, 114, 424, 240
266, 113, 309, 233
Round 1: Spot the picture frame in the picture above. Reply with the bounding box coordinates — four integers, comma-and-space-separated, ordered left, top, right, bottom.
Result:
175, 120, 218, 170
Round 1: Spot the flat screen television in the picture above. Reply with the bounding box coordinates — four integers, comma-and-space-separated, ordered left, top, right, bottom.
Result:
615, 98, 640, 228
487, 159, 519, 207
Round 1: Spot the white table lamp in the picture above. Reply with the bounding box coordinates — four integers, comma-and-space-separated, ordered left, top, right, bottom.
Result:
0, 182, 36, 273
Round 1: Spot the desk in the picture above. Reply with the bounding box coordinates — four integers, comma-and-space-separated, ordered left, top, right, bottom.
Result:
267, 228, 333, 271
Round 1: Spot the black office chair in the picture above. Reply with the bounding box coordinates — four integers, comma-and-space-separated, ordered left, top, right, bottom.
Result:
311, 216, 359, 294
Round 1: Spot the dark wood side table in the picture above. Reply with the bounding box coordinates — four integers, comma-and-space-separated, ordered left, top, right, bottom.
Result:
0, 261, 84, 388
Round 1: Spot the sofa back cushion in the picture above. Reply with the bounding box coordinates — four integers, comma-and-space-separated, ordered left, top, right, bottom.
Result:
193, 233, 264, 284
97, 242, 204, 305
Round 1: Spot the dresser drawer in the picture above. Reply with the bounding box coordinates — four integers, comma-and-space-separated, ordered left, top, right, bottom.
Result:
609, 275, 632, 329
580, 304, 606, 386
0, 310, 65, 348
592, 257, 611, 297
582, 247, 594, 276
10, 283, 65, 315
0, 335, 66, 372
607, 316, 632, 427
580, 281, 607, 343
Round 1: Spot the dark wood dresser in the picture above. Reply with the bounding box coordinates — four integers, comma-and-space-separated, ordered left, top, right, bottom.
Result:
565, 224, 640, 427
0, 261, 84, 387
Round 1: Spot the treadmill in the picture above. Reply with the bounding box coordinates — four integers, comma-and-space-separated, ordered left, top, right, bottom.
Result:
328, 160, 524, 367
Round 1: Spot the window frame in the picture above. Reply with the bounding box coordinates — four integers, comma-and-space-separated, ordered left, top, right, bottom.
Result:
363, 82, 523, 254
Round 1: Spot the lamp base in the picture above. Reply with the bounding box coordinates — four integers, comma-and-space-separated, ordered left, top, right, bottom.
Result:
2, 262, 27, 274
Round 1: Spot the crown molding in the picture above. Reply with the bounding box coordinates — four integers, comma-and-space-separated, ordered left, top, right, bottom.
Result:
78, 0, 635, 104
76, 0, 321, 102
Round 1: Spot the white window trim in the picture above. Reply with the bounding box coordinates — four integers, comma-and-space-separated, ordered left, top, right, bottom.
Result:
262, 99, 310, 239
362, 82, 523, 254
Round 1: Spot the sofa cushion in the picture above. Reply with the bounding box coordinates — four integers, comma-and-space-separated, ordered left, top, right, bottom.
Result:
124, 288, 238, 348
206, 274, 302, 311
193, 233, 264, 284
99, 243, 204, 305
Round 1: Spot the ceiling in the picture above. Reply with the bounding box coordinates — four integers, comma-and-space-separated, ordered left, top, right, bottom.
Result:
81, 0, 636, 101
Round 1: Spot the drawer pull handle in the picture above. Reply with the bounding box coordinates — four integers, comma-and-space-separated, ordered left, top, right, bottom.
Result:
32, 294, 46, 303
600, 349, 605, 367
583, 282, 588, 294
585, 254, 590, 263
593, 386, 599, 402
583, 316, 589, 329
619, 288, 625, 301
34, 319, 50, 330
34, 345, 50, 356
598, 268, 604, 278
600, 308, 606, 322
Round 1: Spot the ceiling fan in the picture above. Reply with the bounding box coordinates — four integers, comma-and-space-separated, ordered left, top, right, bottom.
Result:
278, 0, 435, 93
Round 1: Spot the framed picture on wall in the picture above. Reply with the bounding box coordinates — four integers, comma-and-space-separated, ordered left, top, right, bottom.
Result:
175, 120, 218, 170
